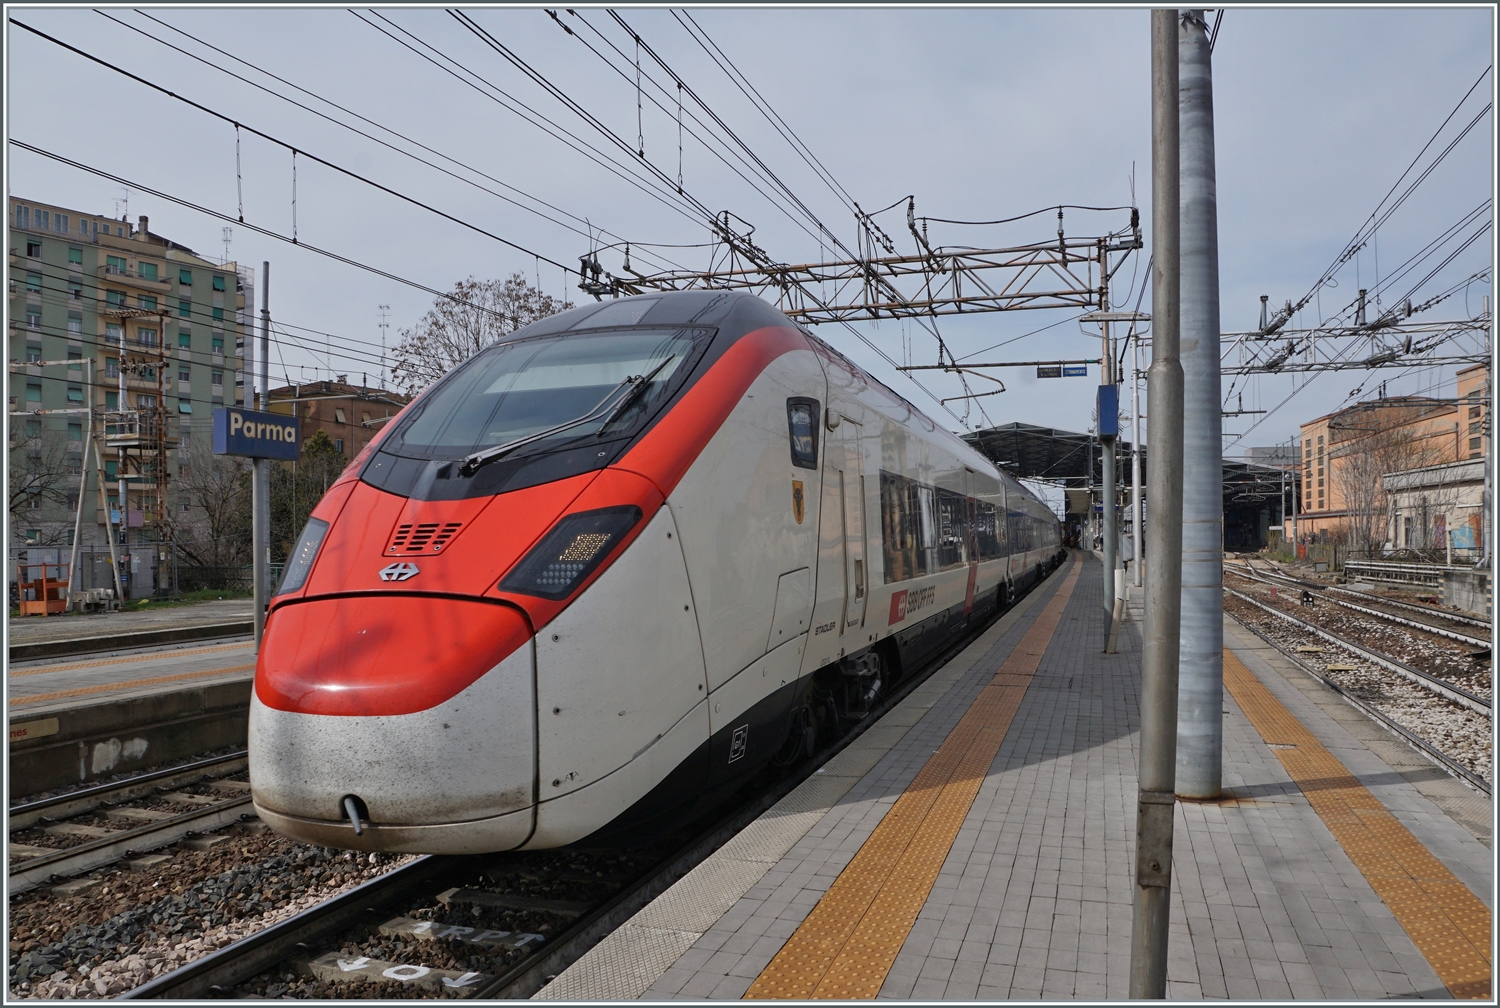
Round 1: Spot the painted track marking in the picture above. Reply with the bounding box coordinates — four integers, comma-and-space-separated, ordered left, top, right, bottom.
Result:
1223, 647, 1491, 1000
745, 556, 1081, 999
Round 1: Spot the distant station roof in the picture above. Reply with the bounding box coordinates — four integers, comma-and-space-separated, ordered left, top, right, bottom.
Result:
963, 423, 1136, 485
964, 421, 1292, 500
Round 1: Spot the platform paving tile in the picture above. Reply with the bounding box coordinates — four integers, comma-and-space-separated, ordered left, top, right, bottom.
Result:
543, 557, 1491, 1000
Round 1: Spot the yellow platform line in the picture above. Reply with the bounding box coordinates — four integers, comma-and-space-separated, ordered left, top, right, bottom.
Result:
9, 641, 251, 678
746, 556, 1082, 1000
1223, 647, 1491, 1000
9, 665, 256, 706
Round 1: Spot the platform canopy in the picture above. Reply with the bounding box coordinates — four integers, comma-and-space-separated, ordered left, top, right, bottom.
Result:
962, 422, 1137, 487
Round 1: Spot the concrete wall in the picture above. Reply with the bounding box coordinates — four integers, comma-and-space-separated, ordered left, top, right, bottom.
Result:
10, 679, 250, 798
1442, 567, 1492, 619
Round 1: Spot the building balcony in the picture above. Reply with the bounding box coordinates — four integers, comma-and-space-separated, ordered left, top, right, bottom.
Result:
96, 265, 172, 294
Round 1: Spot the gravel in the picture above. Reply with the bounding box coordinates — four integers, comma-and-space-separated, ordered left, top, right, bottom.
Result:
1225, 592, 1492, 783
9, 823, 415, 1000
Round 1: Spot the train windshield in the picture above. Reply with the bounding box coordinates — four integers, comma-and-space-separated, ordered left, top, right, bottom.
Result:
390, 327, 707, 459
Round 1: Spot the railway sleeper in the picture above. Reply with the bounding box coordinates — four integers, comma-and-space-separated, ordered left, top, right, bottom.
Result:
292, 951, 492, 994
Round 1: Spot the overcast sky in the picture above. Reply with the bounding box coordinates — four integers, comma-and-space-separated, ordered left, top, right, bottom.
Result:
7, 5, 1494, 478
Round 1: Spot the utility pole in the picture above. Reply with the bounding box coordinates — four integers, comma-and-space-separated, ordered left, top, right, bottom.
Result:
1176, 8, 1223, 801
253, 262, 271, 645
1131, 9, 1184, 999
1132, 334, 1144, 587
1101, 314, 1119, 646
378, 305, 390, 389
66, 361, 93, 604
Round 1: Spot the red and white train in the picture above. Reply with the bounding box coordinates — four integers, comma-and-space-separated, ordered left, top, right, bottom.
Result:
250, 291, 1063, 853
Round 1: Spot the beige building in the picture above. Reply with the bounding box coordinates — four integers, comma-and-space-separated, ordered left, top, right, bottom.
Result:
1295, 362, 1488, 551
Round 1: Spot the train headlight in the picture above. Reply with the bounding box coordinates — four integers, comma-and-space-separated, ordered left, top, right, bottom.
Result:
275, 517, 329, 596
500, 506, 642, 600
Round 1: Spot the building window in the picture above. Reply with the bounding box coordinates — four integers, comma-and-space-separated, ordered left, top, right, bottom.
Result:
138, 295, 158, 311
140, 262, 159, 282
26, 383, 42, 402
15, 205, 29, 228
361, 411, 371, 424
67, 386, 84, 404
68, 314, 83, 335
212, 307, 224, 321
68, 246, 83, 265
25, 271, 42, 291
334, 408, 347, 424
334, 438, 345, 453
1471, 405, 1482, 418
36, 210, 50, 230
55, 214, 69, 235
27, 496, 41, 511
179, 268, 193, 285
180, 430, 192, 448
24, 419, 41, 438
179, 368, 191, 382
68, 351, 83, 371
68, 422, 83, 442
105, 391, 118, 410
68, 280, 83, 300
106, 255, 126, 275
25, 347, 41, 363
25, 311, 41, 329
106, 289, 126, 306
178, 299, 192, 317
211, 336, 224, 353
178, 399, 192, 414
212, 275, 226, 291
1469, 437, 1482, 452
26, 240, 42, 257
1317, 479, 1324, 488
137, 328, 158, 345
1469, 421, 1482, 434
138, 394, 157, 408
211, 371, 224, 387
106, 358, 119, 378
176, 331, 190, 348
106, 324, 123, 344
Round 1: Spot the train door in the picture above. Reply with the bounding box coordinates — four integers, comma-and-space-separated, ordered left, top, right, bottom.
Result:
834, 411, 868, 633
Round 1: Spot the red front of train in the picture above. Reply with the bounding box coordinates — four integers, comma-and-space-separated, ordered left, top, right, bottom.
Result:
249, 292, 808, 852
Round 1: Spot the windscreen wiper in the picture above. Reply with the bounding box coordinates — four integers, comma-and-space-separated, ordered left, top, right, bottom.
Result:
456, 356, 675, 477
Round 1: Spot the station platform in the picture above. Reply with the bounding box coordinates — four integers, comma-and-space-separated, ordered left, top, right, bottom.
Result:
8, 638, 255, 711
537, 552, 1492, 1001
7, 598, 254, 658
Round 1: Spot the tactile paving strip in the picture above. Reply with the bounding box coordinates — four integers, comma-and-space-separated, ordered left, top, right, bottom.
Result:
745, 558, 1082, 1000
1223, 648, 1492, 1000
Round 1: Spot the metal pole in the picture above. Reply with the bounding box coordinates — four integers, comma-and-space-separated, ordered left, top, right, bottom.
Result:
253, 262, 271, 645
1175, 8, 1222, 800
117, 337, 130, 599
66, 360, 92, 606
1130, 10, 1183, 999
1132, 335, 1144, 587
1102, 315, 1117, 627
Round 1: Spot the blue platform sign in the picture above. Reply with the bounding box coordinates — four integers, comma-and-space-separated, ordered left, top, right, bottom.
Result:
1062, 364, 1089, 377
1097, 384, 1119, 437
213, 407, 301, 460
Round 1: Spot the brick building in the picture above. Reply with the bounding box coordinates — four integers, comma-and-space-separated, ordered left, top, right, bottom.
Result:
266, 380, 409, 459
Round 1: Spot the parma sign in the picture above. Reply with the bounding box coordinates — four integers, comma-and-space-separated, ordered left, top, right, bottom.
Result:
213, 407, 301, 460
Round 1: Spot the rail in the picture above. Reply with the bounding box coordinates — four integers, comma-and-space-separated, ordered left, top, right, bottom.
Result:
1223, 586, 1489, 716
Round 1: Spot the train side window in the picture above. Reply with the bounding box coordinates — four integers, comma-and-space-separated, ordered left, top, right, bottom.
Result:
786, 398, 820, 469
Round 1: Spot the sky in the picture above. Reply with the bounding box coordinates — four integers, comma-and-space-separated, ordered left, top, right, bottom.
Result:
7, 6, 1494, 484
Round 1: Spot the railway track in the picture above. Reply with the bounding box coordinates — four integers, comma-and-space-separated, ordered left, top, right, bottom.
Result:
1227, 606, 1490, 796
1224, 587, 1491, 795
9, 752, 255, 895
1224, 587, 1489, 715
118, 563, 1067, 1000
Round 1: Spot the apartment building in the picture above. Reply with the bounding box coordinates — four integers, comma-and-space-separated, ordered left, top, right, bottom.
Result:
1295, 362, 1489, 549
8, 198, 248, 553
267, 379, 409, 459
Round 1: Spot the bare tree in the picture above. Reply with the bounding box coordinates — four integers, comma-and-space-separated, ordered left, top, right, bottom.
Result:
1331, 424, 1450, 556
8, 424, 78, 544
389, 273, 572, 393
173, 443, 252, 572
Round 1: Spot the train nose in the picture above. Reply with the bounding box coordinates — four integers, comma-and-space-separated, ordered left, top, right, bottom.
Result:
249, 596, 537, 854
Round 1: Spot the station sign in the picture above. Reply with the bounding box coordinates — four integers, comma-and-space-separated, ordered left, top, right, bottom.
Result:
1062, 364, 1089, 377
1036, 366, 1062, 378
213, 407, 301, 460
